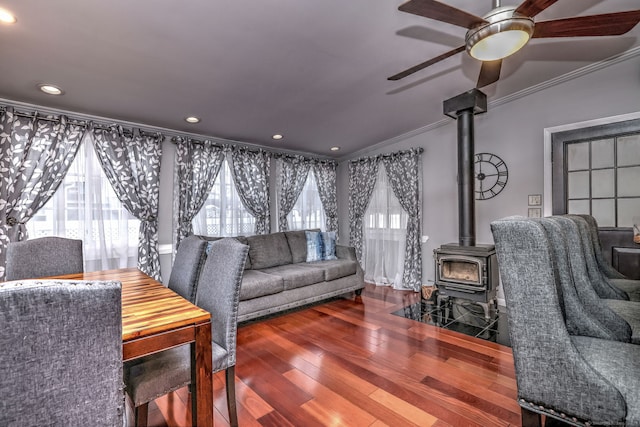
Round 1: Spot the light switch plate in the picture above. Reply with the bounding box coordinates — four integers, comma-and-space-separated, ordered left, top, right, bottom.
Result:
528, 194, 542, 206
528, 207, 542, 218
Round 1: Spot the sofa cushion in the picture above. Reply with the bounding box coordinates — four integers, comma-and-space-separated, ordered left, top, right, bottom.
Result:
305, 231, 324, 262
299, 259, 358, 281
240, 270, 284, 301
247, 232, 292, 269
321, 231, 337, 260
285, 230, 310, 264
260, 264, 326, 291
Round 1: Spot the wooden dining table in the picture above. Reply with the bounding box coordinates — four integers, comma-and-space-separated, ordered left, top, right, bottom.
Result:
48, 267, 214, 427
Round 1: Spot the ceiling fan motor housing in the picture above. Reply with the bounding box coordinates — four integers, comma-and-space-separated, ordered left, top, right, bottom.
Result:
466, 6, 535, 61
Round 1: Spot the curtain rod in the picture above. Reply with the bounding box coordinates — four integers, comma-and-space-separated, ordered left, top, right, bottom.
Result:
0, 106, 161, 137
350, 147, 424, 163
0, 98, 334, 161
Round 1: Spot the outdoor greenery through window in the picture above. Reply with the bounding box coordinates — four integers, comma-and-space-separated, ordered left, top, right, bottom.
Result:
192, 159, 255, 236
287, 170, 326, 231
26, 135, 139, 271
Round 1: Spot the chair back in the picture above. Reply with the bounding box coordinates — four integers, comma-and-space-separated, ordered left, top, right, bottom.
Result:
564, 215, 628, 300
6, 237, 83, 281
0, 279, 123, 427
195, 238, 248, 369
576, 214, 627, 279
539, 217, 631, 342
168, 235, 209, 303
490, 217, 625, 422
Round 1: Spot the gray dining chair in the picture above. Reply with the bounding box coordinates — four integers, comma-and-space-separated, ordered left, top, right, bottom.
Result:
491, 216, 640, 426
5, 236, 83, 280
0, 279, 123, 427
122, 234, 209, 419
126, 238, 249, 427
167, 234, 209, 303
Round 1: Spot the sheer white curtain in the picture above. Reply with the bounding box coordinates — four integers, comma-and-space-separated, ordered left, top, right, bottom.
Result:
287, 171, 326, 231
362, 165, 408, 289
26, 134, 139, 272
192, 158, 255, 236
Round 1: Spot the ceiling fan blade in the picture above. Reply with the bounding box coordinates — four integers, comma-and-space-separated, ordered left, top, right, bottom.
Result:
476, 60, 502, 88
398, 0, 486, 29
533, 11, 640, 38
388, 46, 465, 81
514, 0, 559, 18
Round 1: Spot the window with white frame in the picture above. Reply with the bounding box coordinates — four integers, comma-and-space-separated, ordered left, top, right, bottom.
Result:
192, 158, 255, 236
287, 170, 326, 231
26, 135, 139, 271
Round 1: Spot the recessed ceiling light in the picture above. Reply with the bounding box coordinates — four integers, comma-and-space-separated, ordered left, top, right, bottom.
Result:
185, 116, 200, 124
38, 84, 64, 96
272, 134, 283, 140
0, 8, 17, 24
330, 146, 340, 151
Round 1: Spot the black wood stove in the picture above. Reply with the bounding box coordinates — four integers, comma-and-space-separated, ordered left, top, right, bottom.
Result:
433, 89, 499, 319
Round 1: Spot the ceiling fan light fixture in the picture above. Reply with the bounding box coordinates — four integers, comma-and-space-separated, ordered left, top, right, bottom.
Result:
466, 7, 534, 61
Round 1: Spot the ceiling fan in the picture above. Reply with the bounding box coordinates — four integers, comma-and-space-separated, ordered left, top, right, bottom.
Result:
388, 0, 640, 88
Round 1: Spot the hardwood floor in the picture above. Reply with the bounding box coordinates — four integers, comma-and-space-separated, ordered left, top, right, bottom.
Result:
146, 283, 520, 426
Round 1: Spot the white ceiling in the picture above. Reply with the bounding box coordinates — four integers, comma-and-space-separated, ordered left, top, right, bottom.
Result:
0, 0, 639, 158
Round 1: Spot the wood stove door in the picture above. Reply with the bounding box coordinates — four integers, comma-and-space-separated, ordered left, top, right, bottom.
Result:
437, 255, 484, 287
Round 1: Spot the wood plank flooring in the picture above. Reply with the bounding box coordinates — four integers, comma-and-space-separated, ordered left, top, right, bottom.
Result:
146, 283, 520, 426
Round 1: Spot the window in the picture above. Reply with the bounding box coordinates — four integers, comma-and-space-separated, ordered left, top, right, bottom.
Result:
363, 165, 408, 288
26, 135, 139, 271
192, 159, 255, 236
287, 170, 326, 231
552, 120, 640, 227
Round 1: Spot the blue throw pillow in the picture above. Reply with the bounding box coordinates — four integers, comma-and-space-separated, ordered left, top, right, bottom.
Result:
305, 231, 324, 262
321, 231, 337, 260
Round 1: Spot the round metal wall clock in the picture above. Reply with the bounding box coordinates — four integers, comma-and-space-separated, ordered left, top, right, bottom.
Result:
475, 152, 508, 200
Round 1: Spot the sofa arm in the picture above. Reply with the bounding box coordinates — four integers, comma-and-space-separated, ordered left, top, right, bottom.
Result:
336, 245, 357, 261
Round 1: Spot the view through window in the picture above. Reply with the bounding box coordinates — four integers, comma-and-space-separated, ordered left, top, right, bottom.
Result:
287, 170, 326, 231
26, 135, 139, 271
192, 159, 255, 236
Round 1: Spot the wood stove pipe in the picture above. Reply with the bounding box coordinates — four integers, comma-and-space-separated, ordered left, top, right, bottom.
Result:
443, 89, 488, 247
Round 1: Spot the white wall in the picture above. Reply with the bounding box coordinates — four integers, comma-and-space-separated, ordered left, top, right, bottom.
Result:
336, 54, 640, 285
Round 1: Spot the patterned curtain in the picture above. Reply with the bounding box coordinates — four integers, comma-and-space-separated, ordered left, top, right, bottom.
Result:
382, 148, 423, 290
0, 107, 85, 281
173, 137, 225, 247
348, 157, 380, 262
313, 161, 338, 233
277, 156, 310, 231
90, 125, 163, 280
228, 147, 271, 234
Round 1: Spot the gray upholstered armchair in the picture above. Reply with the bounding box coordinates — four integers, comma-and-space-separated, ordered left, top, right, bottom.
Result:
491, 217, 640, 426
5, 236, 83, 280
0, 279, 123, 426
571, 214, 640, 301
550, 216, 640, 345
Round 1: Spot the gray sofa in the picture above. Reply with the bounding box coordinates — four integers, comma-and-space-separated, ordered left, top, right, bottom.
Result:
197, 230, 364, 322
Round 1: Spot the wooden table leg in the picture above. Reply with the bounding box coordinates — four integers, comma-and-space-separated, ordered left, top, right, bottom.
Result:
192, 321, 213, 427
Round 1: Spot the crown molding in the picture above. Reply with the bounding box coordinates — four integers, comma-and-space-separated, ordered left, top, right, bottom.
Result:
340, 45, 640, 163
